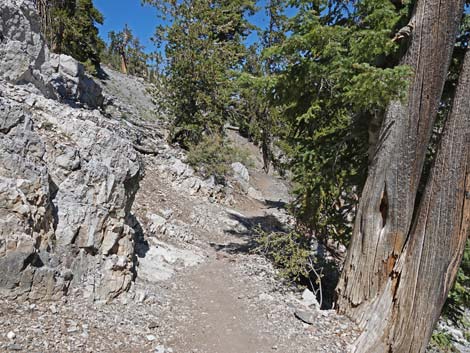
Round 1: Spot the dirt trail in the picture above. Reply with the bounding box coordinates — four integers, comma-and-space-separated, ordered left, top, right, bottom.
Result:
128, 131, 358, 353
135, 145, 301, 352
166, 259, 274, 353
0, 68, 357, 353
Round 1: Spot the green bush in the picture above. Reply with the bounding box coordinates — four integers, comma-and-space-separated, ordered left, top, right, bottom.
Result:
444, 240, 470, 326
186, 134, 253, 182
83, 59, 99, 76
254, 228, 312, 282
430, 331, 456, 352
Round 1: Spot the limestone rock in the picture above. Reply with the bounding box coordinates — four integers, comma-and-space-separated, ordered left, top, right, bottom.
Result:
231, 162, 250, 192
7, 331, 16, 340
46, 54, 104, 108
0, 0, 47, 83
148, 213, 167, 235
0, 0, 103, 108
0, 82, 142, 302
137, 240, 203, 282
300, 288, 320, 309
294, 309, 316, 325
231, 162, 249, 182
247, 186, 264, 201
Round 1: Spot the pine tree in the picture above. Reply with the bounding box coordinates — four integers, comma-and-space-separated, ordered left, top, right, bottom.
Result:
269, 0, 409, 241
106, 25, 148, 77
108, 25, 132, 74
145, 0, 256, 148
67, 0, 104, 66
35, 0, 104, 68
234, 0, 287, 173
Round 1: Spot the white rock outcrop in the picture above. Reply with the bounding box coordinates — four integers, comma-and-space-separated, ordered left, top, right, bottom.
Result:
0, 81, 141, 302
0, 0, 141, 302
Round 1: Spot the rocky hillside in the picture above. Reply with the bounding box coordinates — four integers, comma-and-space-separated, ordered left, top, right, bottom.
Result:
0, 1, 365, 352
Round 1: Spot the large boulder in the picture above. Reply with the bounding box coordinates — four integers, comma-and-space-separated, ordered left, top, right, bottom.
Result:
0, 81, 141, 302
231, 162, 250, 193
46, 54, 104, 108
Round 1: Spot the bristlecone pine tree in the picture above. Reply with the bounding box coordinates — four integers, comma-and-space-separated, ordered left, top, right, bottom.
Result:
335, 0, 470, 352
108, 25, 132, 75
144, 0, 255, 148
107, 25, 148, 77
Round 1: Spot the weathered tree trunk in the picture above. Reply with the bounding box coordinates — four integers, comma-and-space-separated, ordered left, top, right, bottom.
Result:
383, 52, 470, 350
120, 51, 128, 74
335, 0, 468, 351
351, 48, 470, 353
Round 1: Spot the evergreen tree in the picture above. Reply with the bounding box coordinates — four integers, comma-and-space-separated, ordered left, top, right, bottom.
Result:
270, 0, 409, 242
235, 0, 287, 173
145, 0, 256, 148
106, 25, 148, 77
35, 0, 104, 68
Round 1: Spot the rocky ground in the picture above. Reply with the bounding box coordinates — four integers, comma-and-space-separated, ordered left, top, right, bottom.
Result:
1, 2, 467, 352
0, 62, 361, 352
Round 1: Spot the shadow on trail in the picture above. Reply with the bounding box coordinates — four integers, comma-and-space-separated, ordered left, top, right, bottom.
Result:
227, 212, 287, 235
210, 211, 288, 255
263, 199, 287, 210
216, 211, 342, 310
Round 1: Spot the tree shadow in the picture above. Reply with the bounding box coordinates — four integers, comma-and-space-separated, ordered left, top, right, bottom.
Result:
130, 214, 149, 258
263, 199, 287, 210
95, 65, 110, 80
212, 207, 341, 310
306, 251, 341, 310
128, 213, 149, 281
219, 212, 341, 310
210, 211, 288, 255
226, 212, 287, 235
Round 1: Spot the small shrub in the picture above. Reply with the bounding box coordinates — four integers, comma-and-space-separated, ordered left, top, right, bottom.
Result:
430, 331, 456, 352
83, 59, 99, 76
186, 134, 253, 182
40, 121, 54, 130
229, 145, 254, 168
186, 135, 231, 181
254, 228, 312, 282
142, 110, 159, 121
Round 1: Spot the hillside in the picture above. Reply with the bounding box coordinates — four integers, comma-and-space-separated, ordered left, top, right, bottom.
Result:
0, 1, 359, 352
2, 1, 470, 353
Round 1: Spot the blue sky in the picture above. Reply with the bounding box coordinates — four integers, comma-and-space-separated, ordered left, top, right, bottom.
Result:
93, 0, 295, 54
94, 0, 160, 52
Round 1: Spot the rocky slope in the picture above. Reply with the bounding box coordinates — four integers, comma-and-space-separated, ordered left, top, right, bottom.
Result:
0, 1, 363, 352
2, 2, 470, 353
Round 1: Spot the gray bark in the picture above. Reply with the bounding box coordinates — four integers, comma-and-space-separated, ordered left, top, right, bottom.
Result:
336, 0, 469, 351
336, 0, 465, 312
347, 48, 470, 353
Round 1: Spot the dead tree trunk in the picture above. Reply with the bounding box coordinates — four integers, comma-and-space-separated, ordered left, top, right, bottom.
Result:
335, 0, 468, 351
382, 50, 470, 351
346, 47, 470, 353
120, 51, 128, 75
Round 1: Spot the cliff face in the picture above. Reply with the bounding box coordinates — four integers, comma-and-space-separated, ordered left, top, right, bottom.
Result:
0, 0, 142, 301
